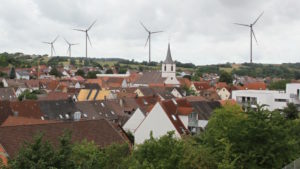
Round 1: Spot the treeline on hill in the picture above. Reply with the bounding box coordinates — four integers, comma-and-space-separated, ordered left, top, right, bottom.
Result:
192, 63, 300, 80
1, 104, 300, 169
0, 53, 46, 68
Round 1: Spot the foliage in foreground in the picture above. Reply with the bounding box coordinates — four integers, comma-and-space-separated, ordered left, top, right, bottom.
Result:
2, 105, 300, 169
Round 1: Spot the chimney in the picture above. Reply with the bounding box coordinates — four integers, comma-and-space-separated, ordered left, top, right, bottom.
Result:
119, 99, 123, 107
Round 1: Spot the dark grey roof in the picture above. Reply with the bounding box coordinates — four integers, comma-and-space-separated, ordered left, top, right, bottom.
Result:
190, 101, 220, 120
75, 101, 120, 121
84, 83, 101, 89
38, 100, 78, 120
133, 71, 165, 85
163, 43, 174, 64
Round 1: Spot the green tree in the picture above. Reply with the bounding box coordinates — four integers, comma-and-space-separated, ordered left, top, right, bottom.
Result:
105, 69, 113, 74
9, 67, 16, 79
75, 69, 85, 77
219, 71, 233, 84
283, 103, 299, 120
86, 71, 99, 79
9, 133, 57, 169
268, 80, 290, 90
201, 105, 297, 169
49, 67, 62, 77
18, 90, 38, 101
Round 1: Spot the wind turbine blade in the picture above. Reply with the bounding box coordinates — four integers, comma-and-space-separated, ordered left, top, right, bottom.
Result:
87, 20, 97, 31
253, 12, 264, 25
71, 43, 79, 46
151, 31, 163, 34
52, 35, 59, 43
73, 29, 86, 32
234, 23, 250, 27
42, 42, 51, 44
87, 33, 92, 47
140, 21, 150, 32
252, 30, 258, 45
144, 35, 150, 47
63, 38, 70, 45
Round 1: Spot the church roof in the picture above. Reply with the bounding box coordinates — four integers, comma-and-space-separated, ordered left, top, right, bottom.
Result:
163, 43, 174, 64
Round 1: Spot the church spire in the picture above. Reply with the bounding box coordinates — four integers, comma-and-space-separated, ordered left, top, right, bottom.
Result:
164, 43, 174, 64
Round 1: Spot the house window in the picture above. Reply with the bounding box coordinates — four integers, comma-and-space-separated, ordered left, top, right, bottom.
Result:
164, 65, 166, 71
275, 98, 288, 102
171, 66, 173, 71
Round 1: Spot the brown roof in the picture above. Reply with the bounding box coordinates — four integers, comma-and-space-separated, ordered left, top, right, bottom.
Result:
39, 92, 73, 101
0, 119, 128, 157
177, 77, 192, 87
25, 80, 40, 88
160, 100, 189, 135
0, 88, 16, 101
135, 96, 160, 114
10, 100, 43, 119
0, 101, 13, 125
1, 116, 56, 127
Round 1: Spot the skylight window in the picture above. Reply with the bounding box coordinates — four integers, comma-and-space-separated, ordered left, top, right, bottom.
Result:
111, 111, 115, 115
172, 114, 177, 120
65, 114, 70, 119
83, 113, 88, 118
59, 114, 63, 119
101, 103, 105, 107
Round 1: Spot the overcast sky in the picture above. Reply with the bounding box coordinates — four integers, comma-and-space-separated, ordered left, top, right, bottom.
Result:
0, 0, 300, 65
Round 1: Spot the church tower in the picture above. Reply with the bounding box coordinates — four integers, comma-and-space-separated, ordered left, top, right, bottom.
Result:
162, 43, 179, 86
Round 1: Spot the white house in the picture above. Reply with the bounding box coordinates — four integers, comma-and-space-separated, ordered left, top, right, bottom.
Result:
217, 87, 231, 100
231, 90, 289, 111
134, 101, 188, 144
122, 108, 146, 133
16, 71, 30, 80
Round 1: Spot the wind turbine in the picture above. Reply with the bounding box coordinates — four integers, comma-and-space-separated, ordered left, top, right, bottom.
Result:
234, 12, 264, 63
43, 36, 59, 57
73, 20, 97, 58
64, 38, 78, 57
140, 22, 163, 63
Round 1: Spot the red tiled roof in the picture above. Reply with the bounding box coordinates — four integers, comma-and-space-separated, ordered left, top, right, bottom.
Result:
193, 81, 211, 91
244, 82, 266, 90
0, 144, 7, 165
215, 82, 228, 89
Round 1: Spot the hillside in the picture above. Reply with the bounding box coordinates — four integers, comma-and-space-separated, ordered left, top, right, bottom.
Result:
1, 52, 300, 79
